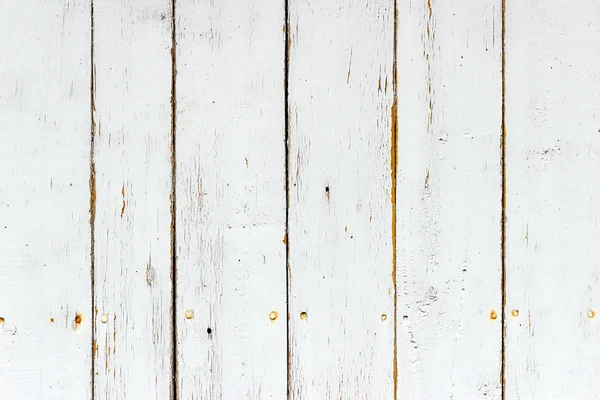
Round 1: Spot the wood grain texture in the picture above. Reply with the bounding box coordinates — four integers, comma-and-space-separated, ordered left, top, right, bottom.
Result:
175, 1, 287, 398
287, 1, 395, 398
92, 1, 174, 398
396, 0, 503, 398
0, 1, 92, 398
504, 1, 600, 398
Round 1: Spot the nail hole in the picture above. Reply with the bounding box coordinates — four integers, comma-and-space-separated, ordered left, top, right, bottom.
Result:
300, 312, 308, 320
50, 318, 55, 323
0, 317, 5, 324
100, 314, 109, 323
207, 327, 212, 334
185, 310, 194, 320
269, 311, 278, 321
325, 186, 329, 193
588, 310, 595, 319
511, 310, 519, 317
381, 314, 387, 321
490, 310, 497, 320
75, 314, 82, 324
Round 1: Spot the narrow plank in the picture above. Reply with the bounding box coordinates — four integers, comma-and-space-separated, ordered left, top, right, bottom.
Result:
287, 2, 395, 397
92, 1, 173, 398
175, 1, 287, 398
396, 0, 503, 398
0, 1, 92, 398
505, 1, 600, 398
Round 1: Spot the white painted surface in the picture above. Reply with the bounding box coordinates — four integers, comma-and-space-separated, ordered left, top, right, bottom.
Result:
2, 1, 600, 398
0, 1, 92, 398
92, 1, 173, 398
505, 1, 600, 398
175, 1, 287, 398
287, 1, 395, 398
396, 0, 503, 398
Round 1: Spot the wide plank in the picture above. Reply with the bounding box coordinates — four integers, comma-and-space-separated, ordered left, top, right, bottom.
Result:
287, 1, 395, 397
395, 0, 503, 398
92, 1, 174, 397
505, 1, 600, 398
0, 1, 92, 398
175, 1, 287, 398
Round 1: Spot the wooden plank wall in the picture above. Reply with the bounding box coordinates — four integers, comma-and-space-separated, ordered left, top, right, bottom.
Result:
1, 1, 599, 399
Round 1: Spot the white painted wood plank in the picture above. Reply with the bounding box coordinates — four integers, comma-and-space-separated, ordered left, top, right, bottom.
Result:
396, 0, 503, 398
92, 1, 173, 398
287, 2, 395, 398
175, 2, 287, 398
505, 1, 600, 398
0, 1, 92, 398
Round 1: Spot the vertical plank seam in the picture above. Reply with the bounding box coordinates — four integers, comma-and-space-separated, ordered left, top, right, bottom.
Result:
89, 0, 96, 398
391, 1, 399, 399
500, 0, 507, 398
170, 0, 178, 398
284, 0, 291, 397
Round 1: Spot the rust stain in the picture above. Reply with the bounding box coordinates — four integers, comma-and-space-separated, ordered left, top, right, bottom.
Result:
0, 317, 4, 324
50, 318, 55, 323
378, 76, 382, 92
75, 313, 83, 325
121, 184, 126, 217
105, 330, 109, 371
282, 234, 287, 245
93, 339, 98, 357
490, 310, 498, 320
347, 47, 353, 84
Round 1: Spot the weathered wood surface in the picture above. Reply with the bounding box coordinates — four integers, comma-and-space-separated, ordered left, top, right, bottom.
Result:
92, 1, 174, 398
287, 1, 395, 398
396, 0, 503, 398
504, 1, 600, 398
1, 1, 599, 399
175, 1, 287, 398
0, 1, 92, 398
